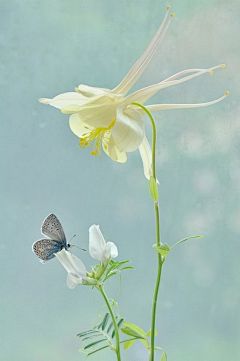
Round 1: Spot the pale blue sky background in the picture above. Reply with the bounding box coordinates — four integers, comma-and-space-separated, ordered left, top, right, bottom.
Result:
1, 1, 239, 361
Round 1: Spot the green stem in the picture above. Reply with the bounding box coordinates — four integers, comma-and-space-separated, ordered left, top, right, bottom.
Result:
97, 284, 121, 361
150, 204, 162, 361
132, 102, 163, 361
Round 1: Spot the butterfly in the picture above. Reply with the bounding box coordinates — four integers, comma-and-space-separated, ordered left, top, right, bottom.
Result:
32, 214, 71, 263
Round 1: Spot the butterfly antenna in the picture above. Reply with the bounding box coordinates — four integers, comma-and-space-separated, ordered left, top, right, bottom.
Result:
72, 244, 86, 251
69, 234, 76, 242
69, 235, 86, 251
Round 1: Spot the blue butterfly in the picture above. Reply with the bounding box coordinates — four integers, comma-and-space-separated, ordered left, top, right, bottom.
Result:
32, 214, 71, 263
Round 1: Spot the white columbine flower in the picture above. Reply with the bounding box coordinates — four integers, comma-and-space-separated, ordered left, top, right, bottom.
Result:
55, 249, 96, 289
39, 6, 228, 179
89, 224, 118, 268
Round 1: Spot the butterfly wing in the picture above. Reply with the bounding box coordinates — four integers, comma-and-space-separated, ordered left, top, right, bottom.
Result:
32, 239, 62, 262
41, 214, 66, 246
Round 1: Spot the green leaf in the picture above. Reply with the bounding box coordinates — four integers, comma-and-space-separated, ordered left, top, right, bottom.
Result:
160, 350, 167, 361
117, 260, 131, 266
106, 321, 114, 334
124, 339, 136, 350
82, 334, 102, 342
149, 176, 159, 202
153, 243, 171, 257
84, 345, 110, 356
120, 266, 134, 271
101, 313, 110, 331
145, 329, 158, 337
84, 339, 106, 350
103, 272, 118, 282
121, 322, 146, 339
140, 338, 149, 350
112, 318, 124, 338
170, 235, 203, 251
77, 330, 99, 337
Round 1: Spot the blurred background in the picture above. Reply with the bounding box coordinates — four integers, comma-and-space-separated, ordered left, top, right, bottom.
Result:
1, 0, 239, 360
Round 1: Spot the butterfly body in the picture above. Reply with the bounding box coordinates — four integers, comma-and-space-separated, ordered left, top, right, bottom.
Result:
32, 214, 71, 263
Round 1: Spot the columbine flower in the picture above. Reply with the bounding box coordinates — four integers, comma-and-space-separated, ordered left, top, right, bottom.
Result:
55, 249, 96, 289
39, 6, 228, 179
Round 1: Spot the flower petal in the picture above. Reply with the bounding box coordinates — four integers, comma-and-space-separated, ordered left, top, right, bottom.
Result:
69, 113, 91, 138
63, 94, 120, 128
89, 225, 106, 261
38, 92, 90, 110
139, 135, 153, 179
111, 105, 144, 152
103, 134, 127, 163
106, 242, 118, 259
99, 242, 118, 264
67, 273, 82, 289
76, 84, 115, 99
55, 249, 86, 278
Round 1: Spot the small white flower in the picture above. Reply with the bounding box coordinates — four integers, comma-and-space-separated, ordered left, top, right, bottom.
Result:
55, 249, 95, 289
89, 225, 118, 266
55, 225, 118, 287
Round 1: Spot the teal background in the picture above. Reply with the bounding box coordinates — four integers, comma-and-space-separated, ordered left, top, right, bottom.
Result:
1, 0, 239, 360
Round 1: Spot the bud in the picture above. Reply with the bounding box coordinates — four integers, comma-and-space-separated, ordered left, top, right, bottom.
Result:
149, 176, 159, 202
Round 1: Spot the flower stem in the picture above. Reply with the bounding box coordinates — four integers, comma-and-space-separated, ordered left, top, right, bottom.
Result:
97, 284, 121, 361
149, 203, 162, 361
132, 102, 163, 361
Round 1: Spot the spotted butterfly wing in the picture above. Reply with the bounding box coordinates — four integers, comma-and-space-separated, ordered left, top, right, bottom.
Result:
32, 214, 70, 263
41, 213, 66, 244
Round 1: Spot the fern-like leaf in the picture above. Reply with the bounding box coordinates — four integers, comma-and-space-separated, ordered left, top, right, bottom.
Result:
78, 313, 124, 357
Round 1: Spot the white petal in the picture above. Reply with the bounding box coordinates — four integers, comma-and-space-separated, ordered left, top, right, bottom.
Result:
101, 242, 118, 263
89, 225, 106, 261
69, 113, 92, 138
55, 249, 86, 278
76, 84, 115, 99
63, 94, 119, 128
67, 273, 82, 289
111, 105, 144, 152
106, 242, 118, 259
38, 92, 89, 110
103, 134, 127, 163
139, 135, 153, 179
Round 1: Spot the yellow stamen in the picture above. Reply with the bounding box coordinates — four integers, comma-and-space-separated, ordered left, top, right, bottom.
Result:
79, 120, 116, 158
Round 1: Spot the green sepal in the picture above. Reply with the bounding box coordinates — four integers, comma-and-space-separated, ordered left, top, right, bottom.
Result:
153, 243, 170, 257
149, 176, 159, 202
